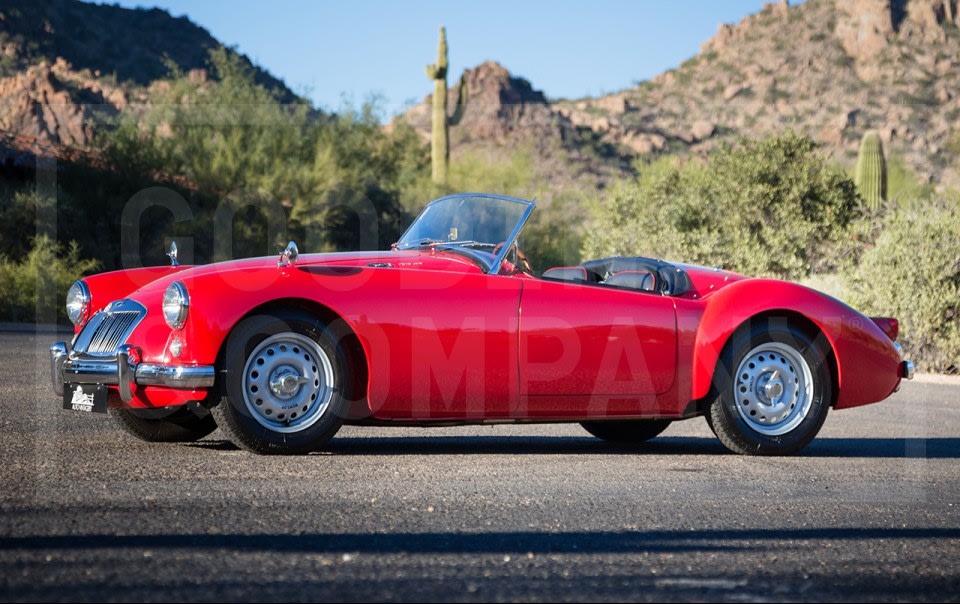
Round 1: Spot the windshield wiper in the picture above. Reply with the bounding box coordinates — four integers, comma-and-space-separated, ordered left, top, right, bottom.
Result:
393, 238, 443, 250
436, 240, 498, 250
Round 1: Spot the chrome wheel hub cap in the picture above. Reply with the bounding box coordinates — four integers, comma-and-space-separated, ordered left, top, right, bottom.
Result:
734, 342, 814, 436
241, 332, 335, 433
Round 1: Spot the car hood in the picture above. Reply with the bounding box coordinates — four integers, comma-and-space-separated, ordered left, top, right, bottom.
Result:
129, 249, 482, 295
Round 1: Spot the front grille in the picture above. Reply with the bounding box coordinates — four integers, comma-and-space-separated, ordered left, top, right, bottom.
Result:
86, 311, 139, 354
73, 299, 146, 357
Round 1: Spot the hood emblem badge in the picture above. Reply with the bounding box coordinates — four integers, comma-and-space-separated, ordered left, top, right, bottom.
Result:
278, 241, 299, 269
166, 241, 179, 267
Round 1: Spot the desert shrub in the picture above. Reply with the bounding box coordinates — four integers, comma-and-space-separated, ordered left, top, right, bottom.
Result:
100, 48, 423, 261
583, 133, 862, 280
843, 200, 960, 373
886, 153, 934, 206
0, 236, 100, 323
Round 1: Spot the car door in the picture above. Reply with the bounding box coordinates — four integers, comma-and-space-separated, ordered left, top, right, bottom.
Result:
518, 278, 677, 411
358, 267, 523, 420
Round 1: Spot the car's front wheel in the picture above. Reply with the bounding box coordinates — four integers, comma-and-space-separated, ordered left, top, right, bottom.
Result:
707, 321, 832, 456
212, 310, 352, 454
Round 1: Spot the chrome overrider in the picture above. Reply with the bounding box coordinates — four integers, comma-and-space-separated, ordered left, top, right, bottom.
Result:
50, 300, 215, 403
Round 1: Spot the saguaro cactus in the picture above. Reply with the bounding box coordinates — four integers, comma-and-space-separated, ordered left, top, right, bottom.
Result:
855, 130, 887, 211
425, 26, 467, 185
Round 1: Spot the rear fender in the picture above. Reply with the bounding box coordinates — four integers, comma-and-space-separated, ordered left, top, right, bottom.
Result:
691, 279, 901, 408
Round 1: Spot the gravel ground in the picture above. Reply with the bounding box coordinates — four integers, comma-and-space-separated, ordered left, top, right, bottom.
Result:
1, 332, 959, 602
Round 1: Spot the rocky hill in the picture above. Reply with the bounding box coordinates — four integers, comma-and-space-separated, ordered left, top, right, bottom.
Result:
399, 0, 960, 189
397, 60, 629, 192
0, 0, 297, 159
3, 0, 958, 191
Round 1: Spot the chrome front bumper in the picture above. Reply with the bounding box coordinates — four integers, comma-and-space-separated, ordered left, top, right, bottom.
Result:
50, 341, 215, 403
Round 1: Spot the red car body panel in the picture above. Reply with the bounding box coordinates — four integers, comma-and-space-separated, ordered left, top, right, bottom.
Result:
75, 247, 904, 419
518, 279, 677, 396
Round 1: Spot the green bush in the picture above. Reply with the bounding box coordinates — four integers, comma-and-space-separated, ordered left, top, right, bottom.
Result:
886, 153, 934, 206
0, 236, 100, 323
583, 133, 862, 280
100, 48, 425, 261
844, 200, 960, 373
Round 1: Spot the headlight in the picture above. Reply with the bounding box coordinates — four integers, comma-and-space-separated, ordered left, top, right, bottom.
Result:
162, 281, 189, 329
66, 280, 90, 326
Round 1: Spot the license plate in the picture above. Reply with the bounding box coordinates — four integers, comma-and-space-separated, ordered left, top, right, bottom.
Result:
62, 384, 108, 414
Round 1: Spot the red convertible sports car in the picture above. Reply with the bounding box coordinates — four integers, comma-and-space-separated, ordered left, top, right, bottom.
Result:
52, 193, 912, 455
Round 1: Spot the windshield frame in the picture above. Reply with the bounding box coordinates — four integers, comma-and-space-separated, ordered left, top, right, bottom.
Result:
395, 193, 536, 274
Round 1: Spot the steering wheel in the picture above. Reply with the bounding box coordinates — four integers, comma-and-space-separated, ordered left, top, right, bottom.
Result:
493, 242, 533, 275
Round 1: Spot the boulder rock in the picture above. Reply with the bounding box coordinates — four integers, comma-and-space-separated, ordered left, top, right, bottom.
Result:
833, 0, 893, 64
689, 120, 717, 142
622, 131, 667, 154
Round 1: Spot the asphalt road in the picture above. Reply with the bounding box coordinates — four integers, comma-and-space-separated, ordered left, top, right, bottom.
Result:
1, 332, 959, 602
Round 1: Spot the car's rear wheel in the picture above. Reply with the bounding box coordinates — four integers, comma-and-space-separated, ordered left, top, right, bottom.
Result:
109, 405, 217, 443
707, 320, 832, 456
580, 419, 672, 443
212, 310, 351, 454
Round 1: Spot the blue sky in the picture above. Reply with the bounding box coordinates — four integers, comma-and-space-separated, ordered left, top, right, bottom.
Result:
111, 0, 772, 115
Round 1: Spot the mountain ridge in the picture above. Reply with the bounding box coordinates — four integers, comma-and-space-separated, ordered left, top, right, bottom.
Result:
2, 0, 957, 190
397, 0, 960, 189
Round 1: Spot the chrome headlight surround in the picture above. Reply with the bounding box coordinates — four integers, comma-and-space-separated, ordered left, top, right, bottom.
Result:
66, 280, 91, 326
162, 281, 189, 330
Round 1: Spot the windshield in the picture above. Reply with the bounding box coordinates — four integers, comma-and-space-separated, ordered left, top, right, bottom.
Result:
395, 194, 535, 273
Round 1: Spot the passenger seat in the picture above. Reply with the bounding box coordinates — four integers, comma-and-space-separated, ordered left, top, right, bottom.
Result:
604, 270, 657, 292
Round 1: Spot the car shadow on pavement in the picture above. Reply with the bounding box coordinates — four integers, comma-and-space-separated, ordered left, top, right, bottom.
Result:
804, 437, 960, 459
4, 527, 960, 555
186, 435, 960, 458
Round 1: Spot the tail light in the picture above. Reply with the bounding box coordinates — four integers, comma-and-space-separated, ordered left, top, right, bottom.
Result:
870, 317, 899, 341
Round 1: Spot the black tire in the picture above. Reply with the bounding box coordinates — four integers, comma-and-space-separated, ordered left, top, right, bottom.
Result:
580, 419, 672, 443
109, 406, 217, 443
212, 309, 352, 454
707, 320, 832, 456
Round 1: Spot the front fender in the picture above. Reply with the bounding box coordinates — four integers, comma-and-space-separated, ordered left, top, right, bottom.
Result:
124, 264, 378, 366
78, 266, 189, 332
691, 279, 902, 408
